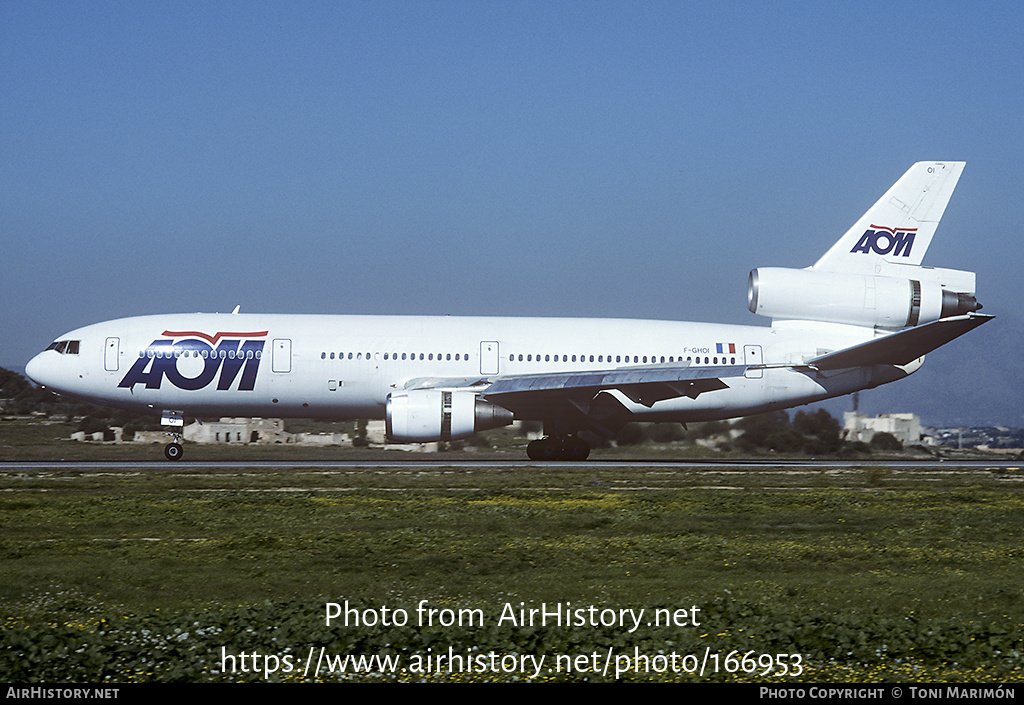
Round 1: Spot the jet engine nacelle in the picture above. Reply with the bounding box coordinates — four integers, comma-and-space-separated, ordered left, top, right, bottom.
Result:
748, 267, 980, 329
386, 389, 514, 442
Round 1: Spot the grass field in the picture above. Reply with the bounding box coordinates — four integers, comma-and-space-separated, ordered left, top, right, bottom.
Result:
2, 443, 1022, 682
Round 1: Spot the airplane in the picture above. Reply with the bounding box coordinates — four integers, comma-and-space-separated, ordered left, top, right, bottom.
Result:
25, 161, 991, 461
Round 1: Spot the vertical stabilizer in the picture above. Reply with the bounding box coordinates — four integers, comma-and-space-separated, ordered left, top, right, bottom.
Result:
813, 161, 965, 274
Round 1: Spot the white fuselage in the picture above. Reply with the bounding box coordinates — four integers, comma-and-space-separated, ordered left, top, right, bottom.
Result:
25, 312, 910, 425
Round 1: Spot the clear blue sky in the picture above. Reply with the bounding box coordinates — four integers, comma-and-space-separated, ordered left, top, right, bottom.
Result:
2, 1, 1021, 423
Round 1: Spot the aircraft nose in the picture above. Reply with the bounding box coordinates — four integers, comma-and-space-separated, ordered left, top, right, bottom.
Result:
25, 352, 54, 389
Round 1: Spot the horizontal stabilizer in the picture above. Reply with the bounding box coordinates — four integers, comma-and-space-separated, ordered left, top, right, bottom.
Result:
806, 314, 993, 370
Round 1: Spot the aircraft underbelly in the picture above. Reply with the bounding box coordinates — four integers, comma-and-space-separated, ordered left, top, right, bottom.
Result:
618, 368, 831, 422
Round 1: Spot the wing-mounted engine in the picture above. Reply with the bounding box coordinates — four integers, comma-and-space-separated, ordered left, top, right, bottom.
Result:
747, 266, 981, 329
386, 389, 513, 442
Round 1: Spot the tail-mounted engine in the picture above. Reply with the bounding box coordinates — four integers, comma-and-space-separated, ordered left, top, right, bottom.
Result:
748, 267, 981, 329
386, 389, 514, 442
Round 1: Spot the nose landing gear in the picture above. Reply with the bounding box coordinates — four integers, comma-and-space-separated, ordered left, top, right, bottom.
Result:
164, 440, 184, 461
161, 410, 185, 461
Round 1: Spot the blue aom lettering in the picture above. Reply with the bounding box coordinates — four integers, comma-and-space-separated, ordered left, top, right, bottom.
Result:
850, 228, 916, 257
118, 338, 265, 391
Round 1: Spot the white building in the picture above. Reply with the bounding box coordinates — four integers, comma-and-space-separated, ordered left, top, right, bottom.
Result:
843, 412, 927, 446
133, 418, 349, 446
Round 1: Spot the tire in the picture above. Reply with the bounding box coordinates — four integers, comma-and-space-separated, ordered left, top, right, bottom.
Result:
539, 438, 562, 460
527, 437, 588, 461
566, 438, 590, 461
528, 438, 560, 461
164, 442, 183, 461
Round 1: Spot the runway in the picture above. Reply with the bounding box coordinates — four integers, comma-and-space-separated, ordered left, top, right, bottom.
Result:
3, 457, 1022, 471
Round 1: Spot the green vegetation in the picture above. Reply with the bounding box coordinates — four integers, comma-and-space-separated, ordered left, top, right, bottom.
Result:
1, 462, 1022, 682
0, 367, 70, 417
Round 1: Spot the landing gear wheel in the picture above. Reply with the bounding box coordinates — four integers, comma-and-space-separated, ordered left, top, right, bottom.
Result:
527, 439, 544, 460
540, 438, 562, 460
526, 436, 590, 461
527, 438, 561, 460
164, 442, 183, 461
564, 437, 590, 461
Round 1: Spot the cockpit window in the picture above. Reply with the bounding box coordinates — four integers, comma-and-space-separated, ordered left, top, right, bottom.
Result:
45, 340, 80, 355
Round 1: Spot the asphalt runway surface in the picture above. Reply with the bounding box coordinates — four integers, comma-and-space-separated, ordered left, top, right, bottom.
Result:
2, 458, 1021, 471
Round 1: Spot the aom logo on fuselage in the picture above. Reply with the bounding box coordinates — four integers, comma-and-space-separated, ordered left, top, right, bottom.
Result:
850, 225, 917, 257
118, 330, 268, 391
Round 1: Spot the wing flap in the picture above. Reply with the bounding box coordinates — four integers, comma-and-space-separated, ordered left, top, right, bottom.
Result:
482, 363, 745, 411
483, 363, 746, 397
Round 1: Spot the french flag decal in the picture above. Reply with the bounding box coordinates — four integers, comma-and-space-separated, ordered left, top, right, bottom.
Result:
716, 342, 736, 354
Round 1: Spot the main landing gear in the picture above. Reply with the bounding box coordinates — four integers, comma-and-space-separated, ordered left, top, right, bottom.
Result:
526, 435, 590, 461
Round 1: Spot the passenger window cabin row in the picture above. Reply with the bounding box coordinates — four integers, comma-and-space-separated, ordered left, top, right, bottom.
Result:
507, 353, 738, 365
321, 351, 471, 361
319, 350, 739, 365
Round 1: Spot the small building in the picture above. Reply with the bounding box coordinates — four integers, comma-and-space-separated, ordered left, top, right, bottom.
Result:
184, 417, 290, 444
844, 412, 927, 446
71, 427, 123, 443
134, 418, 348, 446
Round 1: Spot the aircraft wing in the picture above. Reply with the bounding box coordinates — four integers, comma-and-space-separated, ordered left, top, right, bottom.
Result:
474, 363, 748, 435
805, 313, 994, 370
398, 363, 747, 435
482, 364, 745, 407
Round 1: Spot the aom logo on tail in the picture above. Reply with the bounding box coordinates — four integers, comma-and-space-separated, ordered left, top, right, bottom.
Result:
118, 330, 268, 391
850, 225, 917, 257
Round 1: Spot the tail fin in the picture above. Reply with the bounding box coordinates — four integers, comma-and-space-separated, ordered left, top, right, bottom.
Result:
813, 161, 965, 274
